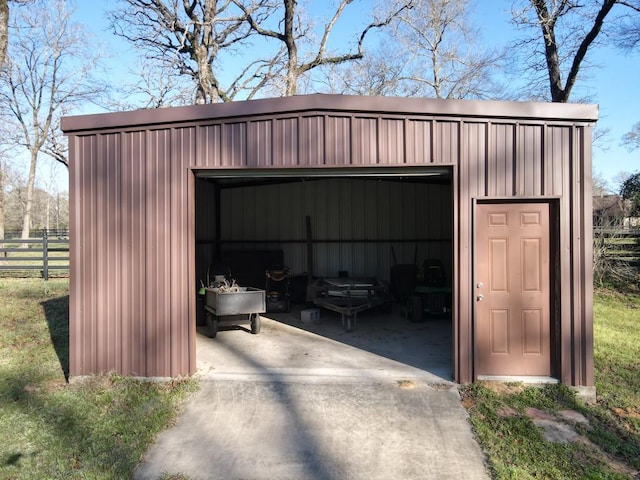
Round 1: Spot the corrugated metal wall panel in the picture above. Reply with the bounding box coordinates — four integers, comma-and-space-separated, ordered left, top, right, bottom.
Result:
325, 116, 351, 166
145, 129, 172, 376
300, 116, 324, 166
65, 96, 595, 386
487, 123, 515, 196
379, 118, 405, 164
462, 122, 487, 197
458, 121, 487, 382
434, 121, 459, 164
273, 118, 298, 166
170, 128, 195, 375
102, 133, 121, 372
516, 124, 543, 196
580, 126, 595, 386
121, 131, 147, 375
248, 120, 272, 167
218, 178, 452, 280
94, 134, 108, 373
70, 135, 97, 374
406, 119, 433, 164
222, 123, 246, 166
352, 117, 377, 165
199, 124, 221, 166
545, 126, 571, 196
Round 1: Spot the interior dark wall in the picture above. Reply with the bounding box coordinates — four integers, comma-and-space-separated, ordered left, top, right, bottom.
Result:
194, 175, 453, 289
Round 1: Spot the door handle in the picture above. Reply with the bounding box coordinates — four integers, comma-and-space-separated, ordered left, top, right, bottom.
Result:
477, 294, 484, 301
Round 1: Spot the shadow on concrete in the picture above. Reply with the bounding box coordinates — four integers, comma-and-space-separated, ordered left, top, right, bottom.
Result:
268, 302, 453, 380
204, 339, 346, 479
41, 295, 70, 381
150, 306, 472, 479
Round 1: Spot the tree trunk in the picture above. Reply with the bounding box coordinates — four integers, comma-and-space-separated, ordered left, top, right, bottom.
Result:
0, 0, 8, 66
283, 0, 298, 96
20, 149, 38, 240
0, 159, 5, 242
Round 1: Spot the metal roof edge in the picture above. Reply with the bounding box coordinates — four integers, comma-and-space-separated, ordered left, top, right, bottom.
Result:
61, 94, 599, 134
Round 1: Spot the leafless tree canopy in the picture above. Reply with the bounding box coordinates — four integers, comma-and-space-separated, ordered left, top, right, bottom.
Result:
109, 0, 414, 103
0, 0, 104, 237
234, 0, 414, 96
392, 0, 504, 99
622, 121, 640, 150
0, 1, 35, 67
614, 0, 640, 49
314, 0, 506, 100
593, 170, 613, 196
0, 0, 7, 67
510, 0, 626, 102
315, 44, 413, 97
109, 0, 273, 104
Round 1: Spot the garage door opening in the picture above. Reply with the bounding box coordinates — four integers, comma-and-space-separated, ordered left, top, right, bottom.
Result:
193, 167, 454, 381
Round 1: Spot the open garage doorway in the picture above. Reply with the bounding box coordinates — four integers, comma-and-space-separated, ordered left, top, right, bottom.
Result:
193, 167, 455, 381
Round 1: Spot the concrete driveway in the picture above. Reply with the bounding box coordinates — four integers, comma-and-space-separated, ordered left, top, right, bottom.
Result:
134, 307, 490, 480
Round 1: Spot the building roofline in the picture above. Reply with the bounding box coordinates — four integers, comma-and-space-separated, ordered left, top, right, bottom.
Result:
61, 93, 599, 134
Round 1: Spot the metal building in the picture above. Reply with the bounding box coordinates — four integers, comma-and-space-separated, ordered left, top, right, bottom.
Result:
62, 94, 597, 387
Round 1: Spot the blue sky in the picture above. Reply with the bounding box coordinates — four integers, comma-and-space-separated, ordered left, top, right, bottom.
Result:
473, 2, 640, 190
65, 0, 638, 192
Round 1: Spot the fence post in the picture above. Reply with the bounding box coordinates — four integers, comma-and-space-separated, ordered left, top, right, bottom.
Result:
42, 229, 49, 281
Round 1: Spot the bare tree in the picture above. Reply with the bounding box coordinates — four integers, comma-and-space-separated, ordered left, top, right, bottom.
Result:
235, 0, 414, 97
0, 0, 6, 67
0, 0, 104, 239
0, 125, 21, 242
0, 154, 5, 242
118, 60, 196, 109
510, 0, 626, 102
622, 121, 640, 150
109, 0, 270, 104
613, 0, 640, 49
302, 0, 505, 100
0, 0, 34, 67
593, 170, 612, 196
383, 0, 504, 99
316, 44, 414, 96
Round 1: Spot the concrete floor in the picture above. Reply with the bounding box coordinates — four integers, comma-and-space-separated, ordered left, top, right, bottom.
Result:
196, 303, 454, 383
134, 305, 491, 480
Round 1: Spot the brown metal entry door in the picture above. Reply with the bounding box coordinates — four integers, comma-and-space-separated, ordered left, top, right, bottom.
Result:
475, 202, 551, 376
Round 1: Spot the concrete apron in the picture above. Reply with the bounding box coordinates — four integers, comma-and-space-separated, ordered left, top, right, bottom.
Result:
134, 307, 490, 480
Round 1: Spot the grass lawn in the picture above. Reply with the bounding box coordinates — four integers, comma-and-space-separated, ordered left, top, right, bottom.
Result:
462, 288, 640, 479
0, 279, 198, 480
2, 278, 638, 479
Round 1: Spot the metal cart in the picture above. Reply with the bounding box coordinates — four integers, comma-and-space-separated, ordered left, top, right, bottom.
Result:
204, 286, 266, 338
310, 277, 390, 332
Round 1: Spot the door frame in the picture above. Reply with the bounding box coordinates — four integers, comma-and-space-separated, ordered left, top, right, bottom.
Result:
472, 198, 561, 380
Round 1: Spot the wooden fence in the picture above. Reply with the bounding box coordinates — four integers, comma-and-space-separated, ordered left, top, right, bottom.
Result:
593, 228, 640, 267
0, 228, 635, 281
0, 230, 69, 280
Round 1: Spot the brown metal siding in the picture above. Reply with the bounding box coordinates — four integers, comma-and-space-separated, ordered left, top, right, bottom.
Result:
406, 119, 432, 164
487, 123, 515, 197
121, 131, 147, 375
199, 124, 222, 166
273, 118, 298, 166
353, 117, 378, 165
326, 116, 351, 166
300, 116, 324, 166
458, 123, 483, 383
581, 127, 595, 386
63, 94, 596, 385
516, 125, 543, 196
